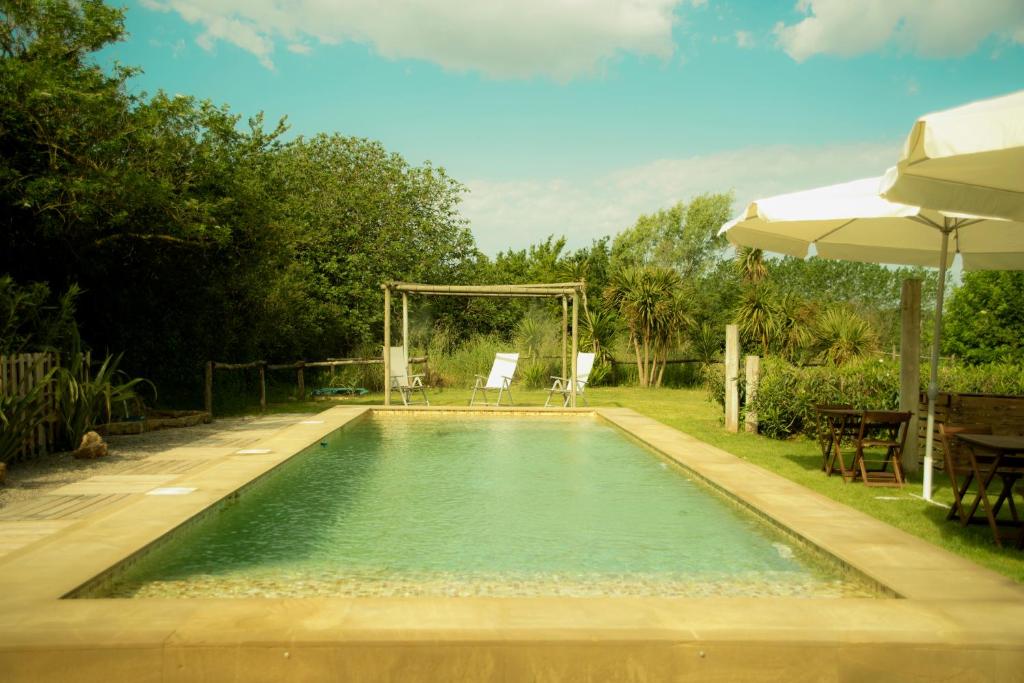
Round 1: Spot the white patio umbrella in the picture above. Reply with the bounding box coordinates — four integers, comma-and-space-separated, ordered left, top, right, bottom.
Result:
880, 89, 1024, 222
719, 176, 1024, 500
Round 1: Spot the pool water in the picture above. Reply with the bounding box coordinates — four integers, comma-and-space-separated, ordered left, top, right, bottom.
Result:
96, 415, 877, 598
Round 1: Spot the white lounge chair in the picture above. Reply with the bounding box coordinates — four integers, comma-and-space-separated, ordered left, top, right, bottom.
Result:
545, 352, 595, 407
388, 346, 428, 405
469, 352, 518, 406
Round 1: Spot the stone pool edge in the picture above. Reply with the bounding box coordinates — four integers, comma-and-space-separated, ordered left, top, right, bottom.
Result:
0, 404, 1021, 682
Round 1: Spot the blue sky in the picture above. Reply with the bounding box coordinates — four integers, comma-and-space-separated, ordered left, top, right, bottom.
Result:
103, 1, 1024, 253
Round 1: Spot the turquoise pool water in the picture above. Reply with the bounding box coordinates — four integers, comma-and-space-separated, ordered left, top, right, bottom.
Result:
97, 415, 875, 598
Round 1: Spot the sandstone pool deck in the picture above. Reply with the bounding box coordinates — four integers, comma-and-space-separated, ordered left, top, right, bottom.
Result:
0, 405, 1022, 681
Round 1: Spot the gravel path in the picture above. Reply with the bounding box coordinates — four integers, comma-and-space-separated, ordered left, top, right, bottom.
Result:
0, 414, 315, 510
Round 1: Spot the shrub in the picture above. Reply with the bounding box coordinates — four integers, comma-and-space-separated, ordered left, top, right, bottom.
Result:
745, 356, 1024, 441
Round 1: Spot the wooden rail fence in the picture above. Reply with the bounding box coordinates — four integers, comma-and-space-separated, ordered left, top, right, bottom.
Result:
205, 356, 428, 415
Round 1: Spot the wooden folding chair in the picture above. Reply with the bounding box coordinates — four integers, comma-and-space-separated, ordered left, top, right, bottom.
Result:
852, 411, 910, 487
814, 403, 853, 475
938, 423, 992, 523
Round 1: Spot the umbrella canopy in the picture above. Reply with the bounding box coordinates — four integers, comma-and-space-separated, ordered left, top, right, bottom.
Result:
721, 176, 1024, 267
880, 89, 1024, 222
719, 177, 1024, 500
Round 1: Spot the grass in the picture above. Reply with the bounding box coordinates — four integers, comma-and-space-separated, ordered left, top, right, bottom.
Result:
245, 384, 1024, 583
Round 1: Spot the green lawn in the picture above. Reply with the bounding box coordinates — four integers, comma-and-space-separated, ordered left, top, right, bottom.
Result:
250, 385, 1024, 583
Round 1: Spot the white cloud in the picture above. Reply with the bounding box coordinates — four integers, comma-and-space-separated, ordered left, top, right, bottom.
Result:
735, 30, 754, 48
141, 0, 687, 79
774, 0, 1024, 62
461, 142, 900, 254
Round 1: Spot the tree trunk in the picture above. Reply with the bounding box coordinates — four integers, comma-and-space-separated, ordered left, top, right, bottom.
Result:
632, 334, 646, 387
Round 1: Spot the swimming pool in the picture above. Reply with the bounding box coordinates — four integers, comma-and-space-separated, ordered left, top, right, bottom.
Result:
92, 415, 875, 599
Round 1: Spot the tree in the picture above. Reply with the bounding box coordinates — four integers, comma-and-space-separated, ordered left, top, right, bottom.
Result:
604, 266, 688, 387
610, 193, 733, 279
944, 271, 1024, 364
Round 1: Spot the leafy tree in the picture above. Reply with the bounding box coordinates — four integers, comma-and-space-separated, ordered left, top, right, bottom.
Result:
944, 271, 1024, 364
610, 193, 733, 279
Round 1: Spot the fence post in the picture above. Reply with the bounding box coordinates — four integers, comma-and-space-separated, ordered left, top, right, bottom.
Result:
258, 363, 267, 412
744, 355, 760, 433
297, 361, 306, 400
725, 324, 740, 433
204, 361, 214, 415
900, 279, 922, 473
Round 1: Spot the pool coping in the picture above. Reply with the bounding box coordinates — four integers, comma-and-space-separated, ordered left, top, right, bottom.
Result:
1, 405, 1022, 681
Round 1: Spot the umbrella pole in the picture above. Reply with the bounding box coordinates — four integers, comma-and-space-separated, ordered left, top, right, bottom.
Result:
923, 226, 951, 501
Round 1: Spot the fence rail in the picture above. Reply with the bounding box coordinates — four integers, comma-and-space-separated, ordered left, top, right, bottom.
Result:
205, 356, 428, 415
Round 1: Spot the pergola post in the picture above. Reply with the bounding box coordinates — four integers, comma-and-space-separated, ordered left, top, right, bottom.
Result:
900, 279, 922, 473
561, 296, 568, 380
571, 290, 579, 408
402, 292, 409, 378
383, 285, 391, 406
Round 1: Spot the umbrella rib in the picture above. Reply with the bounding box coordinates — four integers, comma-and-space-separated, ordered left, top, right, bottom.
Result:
814, 218, 858, 243
901, 170, 1010, 193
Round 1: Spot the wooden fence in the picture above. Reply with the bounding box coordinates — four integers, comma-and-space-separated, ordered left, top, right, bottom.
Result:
205, 356, 428, 415
1, 353, 61, 459
918, 391, 1024, 466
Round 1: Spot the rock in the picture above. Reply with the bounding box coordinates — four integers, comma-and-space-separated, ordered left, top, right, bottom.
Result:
73, 431, 108, 459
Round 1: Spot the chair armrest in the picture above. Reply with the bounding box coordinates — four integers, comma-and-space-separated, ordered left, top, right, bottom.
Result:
474, 374, 487, 380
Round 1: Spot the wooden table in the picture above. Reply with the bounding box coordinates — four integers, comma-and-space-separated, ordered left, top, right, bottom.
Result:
954, 433, 1024, 549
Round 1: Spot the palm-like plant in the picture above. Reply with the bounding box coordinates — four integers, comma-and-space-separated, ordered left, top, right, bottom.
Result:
735, 282, 781, 355
56, 347, 155, 449
775, 292, 818, 362
604, 266, 684, 387
736, 247, 768, 284
814, 307, 880, 365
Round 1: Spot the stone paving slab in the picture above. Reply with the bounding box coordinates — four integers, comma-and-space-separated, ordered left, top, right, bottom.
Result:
50, 474, 180, 495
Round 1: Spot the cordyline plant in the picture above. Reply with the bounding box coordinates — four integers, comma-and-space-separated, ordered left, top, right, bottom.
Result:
56, 342, 155, 450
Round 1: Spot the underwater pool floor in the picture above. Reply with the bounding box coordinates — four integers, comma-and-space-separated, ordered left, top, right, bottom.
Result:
99, 415, 876, 600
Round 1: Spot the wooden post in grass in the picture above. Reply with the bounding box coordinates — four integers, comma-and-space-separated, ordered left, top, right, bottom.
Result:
258, 363, 267, 412
204, 361, 213, 415
744, 355, 760, 433
383, 285, 391, 406
900, 279, 922, 473
570, 291, 579, 408
725, 325, 740, 433
296, 361, 305, 400
402, 292, 409, 378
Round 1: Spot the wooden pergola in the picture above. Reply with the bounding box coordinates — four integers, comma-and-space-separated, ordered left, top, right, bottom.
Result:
382, 282, 586, 406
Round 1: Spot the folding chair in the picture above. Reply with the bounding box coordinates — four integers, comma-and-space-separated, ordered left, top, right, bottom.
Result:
469, 353, 518, 406
939, 423, 992, 523
388, 346, 428, 406
851, 411, 910, 487
544, 352, 596, 407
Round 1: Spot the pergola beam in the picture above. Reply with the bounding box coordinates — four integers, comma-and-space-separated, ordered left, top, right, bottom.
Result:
386, 282, 582, 297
